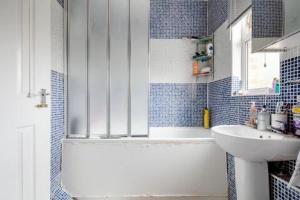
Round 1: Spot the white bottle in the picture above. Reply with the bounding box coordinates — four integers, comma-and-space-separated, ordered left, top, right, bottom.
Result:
249, 102, 257, 126
257, 105, 271, 131
206, 43, 213, 57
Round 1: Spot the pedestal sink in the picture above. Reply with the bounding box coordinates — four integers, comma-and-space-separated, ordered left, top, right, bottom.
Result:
212, 125, 300, 200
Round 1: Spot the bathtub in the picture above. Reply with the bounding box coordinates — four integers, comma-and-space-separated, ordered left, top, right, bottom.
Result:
61, 127, 227, 200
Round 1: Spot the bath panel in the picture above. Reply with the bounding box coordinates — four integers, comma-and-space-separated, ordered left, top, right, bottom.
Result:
61, 128, 227, 199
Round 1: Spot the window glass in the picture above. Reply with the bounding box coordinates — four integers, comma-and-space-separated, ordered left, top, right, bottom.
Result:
231, 10, 280, 96
247, 41, 280, 90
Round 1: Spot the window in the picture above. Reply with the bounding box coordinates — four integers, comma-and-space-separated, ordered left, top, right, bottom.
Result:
231, 10, 280, 96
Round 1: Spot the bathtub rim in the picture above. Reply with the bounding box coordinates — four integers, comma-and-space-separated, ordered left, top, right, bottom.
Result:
64, 127, 213, 143
62, 137, 216, 144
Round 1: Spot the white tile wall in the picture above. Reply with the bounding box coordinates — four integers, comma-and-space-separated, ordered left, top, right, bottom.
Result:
281, 45, 300, 61
150, 39, 208, 83
213, 21, 232, 81
51, 0, 64, 73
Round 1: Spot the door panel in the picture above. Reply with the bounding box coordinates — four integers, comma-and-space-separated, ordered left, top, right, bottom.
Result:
17, 126, 36, 200
16, 0, 51, 199
0, 0, 19, 199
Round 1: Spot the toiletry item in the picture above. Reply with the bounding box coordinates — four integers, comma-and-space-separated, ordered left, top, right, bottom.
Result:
293, 105, 300, 114
294, 115, 300, 136
275, 82, 281, 94
192, 52, 201, 60
275, 101, 284, 114
257, 105, 271, 131
203, 108, 210, 129
200, 66, 211, 74
249, 102, 257, 126
193, 60, 199, 76
293, 102, 300, 136
271, 113, 287, 133
272, 78, 277, 93
272, 78, 280, 94
206, 43, 213, 57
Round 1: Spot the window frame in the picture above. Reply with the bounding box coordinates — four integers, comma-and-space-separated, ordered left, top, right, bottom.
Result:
231, 9, 280, 96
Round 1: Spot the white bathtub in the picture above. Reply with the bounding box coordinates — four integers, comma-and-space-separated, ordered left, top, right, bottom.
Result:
61, 127, 227, 200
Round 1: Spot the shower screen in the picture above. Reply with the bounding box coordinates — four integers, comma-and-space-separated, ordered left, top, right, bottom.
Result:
66, 0, 149, 138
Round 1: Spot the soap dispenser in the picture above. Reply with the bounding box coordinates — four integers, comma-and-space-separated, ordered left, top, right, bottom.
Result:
257, 105, 271, 131
248, 102, 257, 127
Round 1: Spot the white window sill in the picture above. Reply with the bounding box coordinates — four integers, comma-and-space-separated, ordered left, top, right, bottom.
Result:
232, 88, 280, 97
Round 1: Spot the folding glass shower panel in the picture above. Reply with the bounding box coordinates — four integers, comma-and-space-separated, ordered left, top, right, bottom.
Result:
130, 0, 149, 135
109, 0, 130, 136
67, 0, 88, 137
67, 0, 149, 137
88, 0, 109, 136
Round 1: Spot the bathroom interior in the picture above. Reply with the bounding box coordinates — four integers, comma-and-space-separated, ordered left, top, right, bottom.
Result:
3, 0, 300, 200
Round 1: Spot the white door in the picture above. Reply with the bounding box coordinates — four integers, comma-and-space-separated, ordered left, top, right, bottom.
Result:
0, 0, 51, 199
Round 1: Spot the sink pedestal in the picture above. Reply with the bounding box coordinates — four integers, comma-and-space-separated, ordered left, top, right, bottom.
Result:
235, 158, 270, 200
212, 125, 300, 200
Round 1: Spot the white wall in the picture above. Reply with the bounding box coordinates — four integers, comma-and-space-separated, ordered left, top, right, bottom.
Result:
0, 0, 20, 199
150, 39, 208, 83
150, 25, 232, 84
213, 21, 232, 81
51, 0, 64, 73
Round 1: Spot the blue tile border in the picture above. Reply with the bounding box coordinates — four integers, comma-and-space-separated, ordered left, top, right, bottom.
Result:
51, 70, 64, 183
252, 0, 283, 38
150, 83, 207, 127
227, 154, 237, 200
208, 0, 228, 35
51, 70, 71, 200
150, 0, 208, 39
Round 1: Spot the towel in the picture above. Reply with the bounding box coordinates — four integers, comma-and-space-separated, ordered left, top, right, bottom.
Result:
288, 152, 300, 188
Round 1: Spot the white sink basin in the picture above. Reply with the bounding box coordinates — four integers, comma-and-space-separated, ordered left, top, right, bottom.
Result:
212, 125, 300, 162
212, 125, 300, 200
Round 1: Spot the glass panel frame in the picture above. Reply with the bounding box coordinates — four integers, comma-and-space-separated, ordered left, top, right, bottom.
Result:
67, 0, 88, 137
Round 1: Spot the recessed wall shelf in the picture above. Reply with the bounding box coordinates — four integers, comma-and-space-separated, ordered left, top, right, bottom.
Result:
198, 36, 213, 44
192, 35, 214, 81
193, 55, 212, 62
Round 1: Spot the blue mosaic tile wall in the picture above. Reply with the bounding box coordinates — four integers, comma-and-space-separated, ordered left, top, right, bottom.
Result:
51, 71, 64, 185
252, 0, 283, 38
51, 70, 71, 200
150, 0, 208, 39
150, 83, 207, 127
270, 175, 300, 200
209, 77, 282, 128
227, 154, 237, 200
208, 56, 300, 199
207, 0, 228, 35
